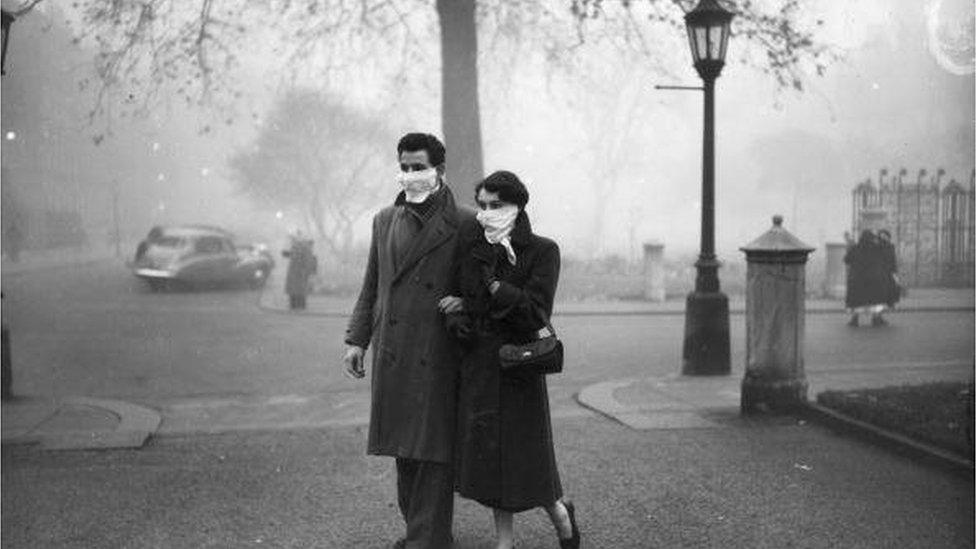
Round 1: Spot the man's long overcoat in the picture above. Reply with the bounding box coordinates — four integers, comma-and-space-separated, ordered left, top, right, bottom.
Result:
345, 187, 473, 464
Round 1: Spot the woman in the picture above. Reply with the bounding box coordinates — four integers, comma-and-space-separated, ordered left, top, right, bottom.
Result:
438, 171, 580, 549
844, 230, 888, 326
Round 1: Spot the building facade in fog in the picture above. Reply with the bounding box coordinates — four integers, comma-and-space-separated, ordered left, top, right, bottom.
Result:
852, 168, 975, 287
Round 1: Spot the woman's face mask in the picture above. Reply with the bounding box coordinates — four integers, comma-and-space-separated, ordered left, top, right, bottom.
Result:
476, 204, 520, 244
397, 167, 439, 203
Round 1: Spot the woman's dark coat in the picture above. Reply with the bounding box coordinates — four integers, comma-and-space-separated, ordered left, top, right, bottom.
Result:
879, 239, 900, 306
449, 212, 563, 512
345, 186, 472, 464
844, 236, 889, 308
283, 242, 317, 296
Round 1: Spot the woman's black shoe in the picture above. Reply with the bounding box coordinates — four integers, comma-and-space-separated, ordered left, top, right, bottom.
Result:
560, 499, 580, 549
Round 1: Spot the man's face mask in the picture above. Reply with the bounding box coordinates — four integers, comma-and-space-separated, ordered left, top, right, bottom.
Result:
397, 166, 439, 203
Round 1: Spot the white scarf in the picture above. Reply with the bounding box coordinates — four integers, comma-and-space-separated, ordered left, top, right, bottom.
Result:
476, 205, 519, 265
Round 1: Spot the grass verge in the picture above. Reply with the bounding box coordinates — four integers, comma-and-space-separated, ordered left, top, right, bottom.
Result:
816, 381, 975, 460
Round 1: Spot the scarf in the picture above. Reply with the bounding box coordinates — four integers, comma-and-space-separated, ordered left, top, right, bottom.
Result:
476, 205, 519, 265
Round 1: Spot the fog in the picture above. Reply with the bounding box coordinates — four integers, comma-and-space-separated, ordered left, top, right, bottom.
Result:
1, 0, 972, 263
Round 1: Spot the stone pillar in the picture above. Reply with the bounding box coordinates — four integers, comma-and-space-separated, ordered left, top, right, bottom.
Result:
739, 216, 815, 414
642, 241, 665, 302
823, 242, 847, 299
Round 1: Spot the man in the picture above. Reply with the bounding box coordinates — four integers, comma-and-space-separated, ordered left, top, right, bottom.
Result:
343, 133, 473, 548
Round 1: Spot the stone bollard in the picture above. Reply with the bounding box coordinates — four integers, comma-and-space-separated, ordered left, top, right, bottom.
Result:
642, 242, 666, 302
823, 242, 847, 299
739, 216, 815, 414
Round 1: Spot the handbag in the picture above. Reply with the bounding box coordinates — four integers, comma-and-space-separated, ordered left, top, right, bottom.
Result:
498, 319, 564, 375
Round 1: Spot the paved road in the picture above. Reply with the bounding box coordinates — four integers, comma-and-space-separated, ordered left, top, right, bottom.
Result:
2, 260, 972, 434
3, 415, 973, 548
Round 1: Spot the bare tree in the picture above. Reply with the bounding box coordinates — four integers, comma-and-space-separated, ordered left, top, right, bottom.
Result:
54, 0, 834, 204
228, 89, 393, 261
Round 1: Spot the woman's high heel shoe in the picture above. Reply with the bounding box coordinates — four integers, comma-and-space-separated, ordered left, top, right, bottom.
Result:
559, 499, 580, 549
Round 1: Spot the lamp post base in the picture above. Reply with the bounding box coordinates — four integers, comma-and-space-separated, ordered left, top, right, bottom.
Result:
740, 375, 808, 414
682, 290, 730, 376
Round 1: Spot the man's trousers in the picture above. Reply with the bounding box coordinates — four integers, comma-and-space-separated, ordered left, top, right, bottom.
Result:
395, 458, 454, 548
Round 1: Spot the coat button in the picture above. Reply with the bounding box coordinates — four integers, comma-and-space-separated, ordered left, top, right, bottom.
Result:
425, 282, 434, 290
389, 318, 398, 326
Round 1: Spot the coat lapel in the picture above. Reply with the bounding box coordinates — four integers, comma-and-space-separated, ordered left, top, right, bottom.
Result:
391, 187, 458, 285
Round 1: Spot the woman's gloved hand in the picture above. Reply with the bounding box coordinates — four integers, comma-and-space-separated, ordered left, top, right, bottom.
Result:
471, 238, 500, 289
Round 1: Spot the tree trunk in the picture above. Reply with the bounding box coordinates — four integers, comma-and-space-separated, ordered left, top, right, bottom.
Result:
436, 0, 483, 207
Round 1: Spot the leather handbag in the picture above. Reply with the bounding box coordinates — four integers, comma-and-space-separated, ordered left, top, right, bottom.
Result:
498, 321, 563, 375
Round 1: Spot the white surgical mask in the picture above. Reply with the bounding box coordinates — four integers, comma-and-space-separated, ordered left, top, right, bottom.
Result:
397, 168, 439, 203
476, 205, 519, 265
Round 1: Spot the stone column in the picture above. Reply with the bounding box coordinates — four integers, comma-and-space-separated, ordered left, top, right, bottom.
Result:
739, 216, 815, 414
823, 242, 847, 299
642, 241, 665, 302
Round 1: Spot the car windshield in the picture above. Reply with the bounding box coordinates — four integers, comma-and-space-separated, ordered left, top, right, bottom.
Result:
153, 236, 185, 249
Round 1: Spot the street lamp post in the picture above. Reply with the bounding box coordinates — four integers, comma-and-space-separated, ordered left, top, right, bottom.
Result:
1, 9, 14, 76
1, 9, 11, 399
682, 0, 734, 376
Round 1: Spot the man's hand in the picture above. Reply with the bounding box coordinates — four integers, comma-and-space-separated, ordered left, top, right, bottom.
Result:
343, 345, 366, 379
438, 296, 464, 315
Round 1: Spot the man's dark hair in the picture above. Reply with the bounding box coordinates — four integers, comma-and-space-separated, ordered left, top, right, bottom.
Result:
397, 133, 446, 167
476, 170, 530, 209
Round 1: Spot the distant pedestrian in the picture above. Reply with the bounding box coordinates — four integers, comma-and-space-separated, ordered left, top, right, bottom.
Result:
844, 230, 889, 326
877, 229, 901, 308
439, 171, 580, 549
282, 234, 317, 310
342, 132, 473, 548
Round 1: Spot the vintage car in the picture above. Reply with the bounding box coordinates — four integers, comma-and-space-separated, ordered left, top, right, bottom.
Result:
132, 226, 274, 290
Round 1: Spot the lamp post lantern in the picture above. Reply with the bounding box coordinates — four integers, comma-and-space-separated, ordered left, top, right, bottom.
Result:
1, 9, 14, 76
682, 0, 734, 376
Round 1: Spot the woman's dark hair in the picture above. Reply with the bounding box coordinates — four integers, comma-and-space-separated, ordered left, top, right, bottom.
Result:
475, 170, 529, 209
397, 133, 446, 167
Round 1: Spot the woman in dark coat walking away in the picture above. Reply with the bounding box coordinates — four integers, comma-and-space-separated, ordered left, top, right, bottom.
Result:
844, 230, 889, 326
282, 235, 317, 310
438, 171, 580, 549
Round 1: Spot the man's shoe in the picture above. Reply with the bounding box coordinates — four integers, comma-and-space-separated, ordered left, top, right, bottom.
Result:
847, 315, 859, 327
871, 315, 888, 327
